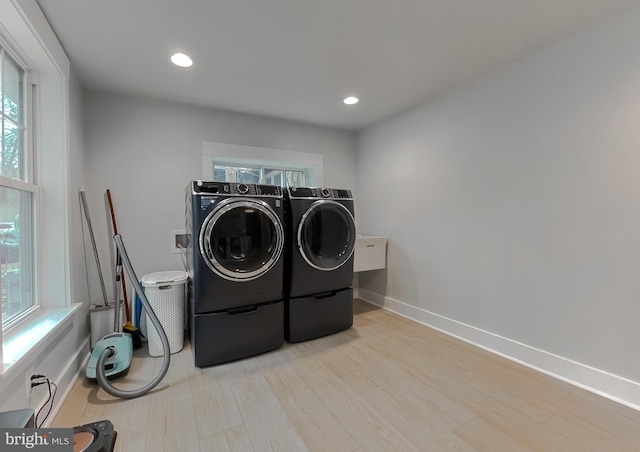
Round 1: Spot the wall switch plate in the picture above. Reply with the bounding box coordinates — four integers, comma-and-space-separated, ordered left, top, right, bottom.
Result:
171, 230, 189, 254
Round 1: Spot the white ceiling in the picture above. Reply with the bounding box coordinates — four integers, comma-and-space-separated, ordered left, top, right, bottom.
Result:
36, 0, 639, 131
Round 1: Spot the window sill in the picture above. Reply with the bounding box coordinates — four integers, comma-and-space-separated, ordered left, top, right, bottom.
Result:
1, 303, 82, 378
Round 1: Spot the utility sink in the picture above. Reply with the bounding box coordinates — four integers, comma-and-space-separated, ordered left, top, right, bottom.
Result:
354, 234, 388, 272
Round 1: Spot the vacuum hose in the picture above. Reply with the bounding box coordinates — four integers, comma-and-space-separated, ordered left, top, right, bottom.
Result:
95, 234, 171, 399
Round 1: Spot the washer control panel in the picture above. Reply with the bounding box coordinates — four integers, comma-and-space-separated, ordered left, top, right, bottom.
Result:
287, 187, 353, 199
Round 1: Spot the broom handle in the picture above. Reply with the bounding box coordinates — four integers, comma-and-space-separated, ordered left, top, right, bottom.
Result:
79, 187, 109, 306
106, 189, 131, 322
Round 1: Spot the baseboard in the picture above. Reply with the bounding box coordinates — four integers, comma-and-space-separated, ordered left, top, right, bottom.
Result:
38, 337, 90, 428
358, 288, 640, 411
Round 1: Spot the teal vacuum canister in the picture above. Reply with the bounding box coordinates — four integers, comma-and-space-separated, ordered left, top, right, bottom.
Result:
86, 332, 133, 380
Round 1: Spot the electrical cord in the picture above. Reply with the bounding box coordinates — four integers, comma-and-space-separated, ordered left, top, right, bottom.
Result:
175, 242, 190, 331
177, 242, 188, 273
32, 376, 57, 427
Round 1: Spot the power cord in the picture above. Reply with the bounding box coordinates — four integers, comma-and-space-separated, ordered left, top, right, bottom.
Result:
177, 242, 188, 273
31, 375, 58, 427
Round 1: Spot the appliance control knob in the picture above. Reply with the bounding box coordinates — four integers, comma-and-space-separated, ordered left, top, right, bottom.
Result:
321, 188, 331, 198
237, 183, 249, 194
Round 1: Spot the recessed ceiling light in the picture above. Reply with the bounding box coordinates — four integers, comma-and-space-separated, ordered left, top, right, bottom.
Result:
171, 52, 193, 68
343, 96, 359, 105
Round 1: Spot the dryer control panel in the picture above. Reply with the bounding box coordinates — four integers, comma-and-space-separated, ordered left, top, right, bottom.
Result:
192, 181, 282, 197
287, 187, 352, 200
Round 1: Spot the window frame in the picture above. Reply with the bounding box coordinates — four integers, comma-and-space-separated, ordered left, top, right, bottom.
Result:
0, 32, 39, 332
213, 162, 308, 187
0, 0, 74, 378
202, 141, 323, 187
1, 42, 27, 181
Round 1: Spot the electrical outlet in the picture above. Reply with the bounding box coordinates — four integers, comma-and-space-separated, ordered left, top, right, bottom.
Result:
171, 230, 190, 254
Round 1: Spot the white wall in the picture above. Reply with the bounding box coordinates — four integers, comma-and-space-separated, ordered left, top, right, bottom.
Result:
82, 91, 357, 302
357, 5, 640, 408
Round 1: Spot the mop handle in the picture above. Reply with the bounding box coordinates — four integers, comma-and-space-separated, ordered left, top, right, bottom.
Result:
79, 187, 110, 306
106, 189, 131, 322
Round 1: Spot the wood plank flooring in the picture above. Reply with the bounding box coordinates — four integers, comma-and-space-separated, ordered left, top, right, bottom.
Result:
53, 299, 640, 451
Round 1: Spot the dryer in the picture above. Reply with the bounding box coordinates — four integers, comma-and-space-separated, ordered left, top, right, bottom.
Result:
284, 186, 356, 342
186, 180, 285, 367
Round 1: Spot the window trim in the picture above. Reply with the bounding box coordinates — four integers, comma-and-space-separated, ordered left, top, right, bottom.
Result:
202, 141, 323, 187
1, 32, 39, 332
0, 33, 32, 180
0, 0, 72, 376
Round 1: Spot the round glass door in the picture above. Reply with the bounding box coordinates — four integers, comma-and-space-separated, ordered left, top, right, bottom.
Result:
297, 200, 356, 271
200, 198, 284, 281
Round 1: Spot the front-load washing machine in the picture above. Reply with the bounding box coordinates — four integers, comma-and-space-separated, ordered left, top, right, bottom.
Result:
186, 180, 285, 366
284, 186, 356, 342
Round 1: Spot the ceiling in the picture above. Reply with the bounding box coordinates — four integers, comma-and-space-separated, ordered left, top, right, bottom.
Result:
36, 0, 639, 131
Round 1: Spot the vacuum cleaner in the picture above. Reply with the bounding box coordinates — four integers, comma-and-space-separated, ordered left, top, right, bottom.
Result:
86, 234, 171, 399
85, 228, 132, 381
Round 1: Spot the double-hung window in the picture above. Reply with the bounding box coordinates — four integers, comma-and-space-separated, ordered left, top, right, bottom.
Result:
0, 42, 36, 331
0, 0, 73, 380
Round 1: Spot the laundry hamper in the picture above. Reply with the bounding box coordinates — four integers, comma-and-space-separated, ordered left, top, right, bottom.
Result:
141, 271, 188, 356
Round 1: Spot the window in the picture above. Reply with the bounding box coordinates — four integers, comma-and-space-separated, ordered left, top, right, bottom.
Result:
213, 163, 307, 187
203, 141, 323, 188
0, 0, 73, 377
1, 42, 36, 331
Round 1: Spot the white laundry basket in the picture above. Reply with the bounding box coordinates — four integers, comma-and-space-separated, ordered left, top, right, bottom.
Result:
141, 271, 188, 357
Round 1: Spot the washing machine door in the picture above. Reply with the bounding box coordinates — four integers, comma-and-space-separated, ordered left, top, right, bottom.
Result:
297, 200, 356, 271
200, 198, 284, 281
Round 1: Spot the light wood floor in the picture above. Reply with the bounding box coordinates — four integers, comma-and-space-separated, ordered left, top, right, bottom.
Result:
53, 299, 640, 451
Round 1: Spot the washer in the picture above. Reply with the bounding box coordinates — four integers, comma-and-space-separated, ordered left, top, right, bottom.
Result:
186, 180, 285, 366
284, 186, 356, 342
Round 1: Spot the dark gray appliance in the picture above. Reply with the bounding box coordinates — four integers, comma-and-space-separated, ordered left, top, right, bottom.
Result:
186, 180, 285, 367
284, 186, 356, 342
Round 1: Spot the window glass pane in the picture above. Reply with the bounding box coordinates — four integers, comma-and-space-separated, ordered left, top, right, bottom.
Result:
213, 165, 260, 183
213, 166, 227, 182
1, 47, 25, 181
285, 170, 305, 187
1, 186, 34, 329
235, 167, 260, 183
2, 53, 23, 122
2, 119, 22, 179
263, 168, 283, 186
